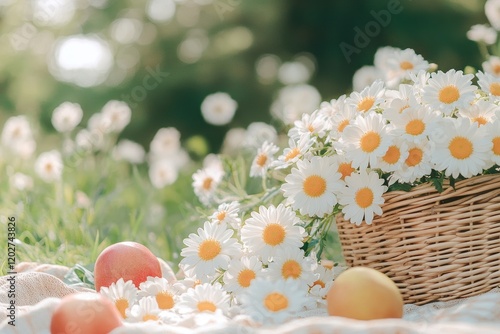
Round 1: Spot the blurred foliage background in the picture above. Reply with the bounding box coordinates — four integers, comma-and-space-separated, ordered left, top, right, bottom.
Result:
0, 0, 490, 152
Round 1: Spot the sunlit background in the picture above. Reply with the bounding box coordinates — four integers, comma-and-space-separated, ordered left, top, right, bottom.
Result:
0, 0, 490, 153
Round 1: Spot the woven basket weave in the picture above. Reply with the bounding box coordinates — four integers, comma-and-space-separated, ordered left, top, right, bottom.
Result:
336, 174, 500, 305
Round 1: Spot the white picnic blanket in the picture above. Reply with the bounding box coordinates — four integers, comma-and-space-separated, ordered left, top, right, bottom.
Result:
1, 262, 500, 334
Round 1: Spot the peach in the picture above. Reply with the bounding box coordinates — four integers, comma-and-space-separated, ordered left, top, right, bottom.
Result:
50, 293, 122, 334
94, 241, 162, 291
326, 266, 403, 320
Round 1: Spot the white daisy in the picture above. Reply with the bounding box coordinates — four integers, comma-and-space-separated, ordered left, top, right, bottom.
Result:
192, 164, 225, 205
250, 141, 279, 178
278, 61, 311, 85
101, 100, 132, 133
149, 127, 181, 157
374, 46, 401, 72
339, 113, 392, 169
223, 256, 263, 296
148, 159, 178, 189
127, 296, 162, 322
177, 283, 231, 315
431, 117, 492, 178
382, 84, 421, 121
272, 135, 315, 170
409, 69, 431, 97
390, 139, 433, 185
467, 24, 497, 45
138, 277, 180, 311
484, 118, 500, 166
266, 248, 318, 288
346, 80, 385, 114
458, 99, 499, 126
221, 127, 246, 154
113, 139, 145, 164
179, 221, 241, 281
352, 66, 384, 92
270, 84, 321, 125
422, 70, 477, 115
201, 92, 237, 126
100, 278, 138, 319
208, 201, 241, 229
240, 278, 308, 325
482, 56, 500, 77
51, 102, 83, 133
244, 122, 278, 148
486, 0, 500, 31
338, 170, 387, 225
34, 150, 63, 182
377, 139, 409, 174
384, 48, 429, 88
288, 109, 327, 141
308, 265, 335, 303
1, 115, 34, 152
477, 71, 500, 100
281, 156, 343, 217
240, 204, 306, 263
10, 173, 34, 191
390, 106, 441, 143
327, 103, 358, 141
331, 154, 357, 181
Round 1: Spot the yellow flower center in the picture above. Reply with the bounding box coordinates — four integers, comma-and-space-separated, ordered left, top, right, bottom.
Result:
264, 292, 288, 312
438, 85, 460, 104
493, 137, 500, 156
494, 64, 500, 75
303, 175, 327, 198
355, 187, 374, 209
472, 116, 488, 126
202, 177, 213, 190
405, 119, 425, 136
281, 260, 302, 279
216, 211, 227, 222
357, 97, 375, 112
449, 136, 473, 160
142, 314, 159, 321
255, 153, 268, 167
490, 82, 500, 96
382, 145, 401, 165
400, 61, 414, 70
338, 162, 355, 180
156, 291, 175, 310
237, 269, 256, 288
337, 119, 350, 133
312, 279, 326, 289
285, 147, 300, 161
405, 147, 423, 167
197, 301, 217, 312
198, 239, 221, 261
115, 299, 129, 319
262, 223, 286, 246
307, 124, 315, 133
360, 131, 381, 153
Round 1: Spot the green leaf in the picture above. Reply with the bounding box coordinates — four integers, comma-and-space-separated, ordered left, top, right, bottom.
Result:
63, 263, 95, 290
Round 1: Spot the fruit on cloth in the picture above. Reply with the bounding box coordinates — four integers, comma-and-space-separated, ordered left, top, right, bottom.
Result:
50, 293, 122, 334
94, 241, 162, 291
326, 266, 403, 320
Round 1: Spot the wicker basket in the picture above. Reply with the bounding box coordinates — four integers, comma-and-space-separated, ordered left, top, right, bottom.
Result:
336, 173, 500, 305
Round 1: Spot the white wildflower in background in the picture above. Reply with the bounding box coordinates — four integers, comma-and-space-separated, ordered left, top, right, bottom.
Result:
100, 278, 138, 319
485, 0, 500, 31
101, 100, 132, 133
240, 204, 306, 263
127, 296, 162, 322
51, 102, 83, 133
201, 92, 238, 126
482, 55, 500, 76
221, 127, 246, 154
281, 156, 343, 217
431, 117, 492, 179
244, 122, 278, 148
278, 61, 311, 85
209, 201, 241, 229
180, 221, 241, 281
113, 139, 145, 164
266, 248, 318, 288
192, 164, 224, 205
240, 278, 309, 325
250, 141, 279, 178
338, 170, 387, 225
10, 173, 34, 191
34, 150, 63, 182
467, 24, 498, 45
177, 283, 231, 315
1, 116, 36, 158
139, 277, 180, 311
271, 84, 321, 125
149, 159, 178, 189
223, 256, 263, 296
373, 46, 400, 72
352, 66, 384, 92
422, 70, 477, 115
149, 127, 181, 157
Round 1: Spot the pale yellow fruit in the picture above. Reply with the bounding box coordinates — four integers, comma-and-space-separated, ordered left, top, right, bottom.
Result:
326, 266, 403, 320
